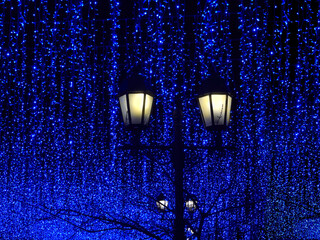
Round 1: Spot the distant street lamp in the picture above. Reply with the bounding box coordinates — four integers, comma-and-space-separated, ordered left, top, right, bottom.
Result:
156, 193, 169, 212
118, 72, 154, 128
185, 198, 197, 212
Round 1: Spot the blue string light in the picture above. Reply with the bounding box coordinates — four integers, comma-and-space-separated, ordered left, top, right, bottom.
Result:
1, 0, 320, 239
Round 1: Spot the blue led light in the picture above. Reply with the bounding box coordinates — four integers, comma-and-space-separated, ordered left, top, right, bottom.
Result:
0, 0, 320, 239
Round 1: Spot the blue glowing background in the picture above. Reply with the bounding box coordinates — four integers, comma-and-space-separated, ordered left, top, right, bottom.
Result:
1, 0, 320, 239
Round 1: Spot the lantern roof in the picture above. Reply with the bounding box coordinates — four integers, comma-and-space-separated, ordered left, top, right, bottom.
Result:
119, 64, 153, 95
157, 193, 166, 201
186, 194, 197, 202
198, 68, 230, 96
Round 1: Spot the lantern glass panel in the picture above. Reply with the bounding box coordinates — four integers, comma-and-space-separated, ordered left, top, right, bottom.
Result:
226, 95, 232, 125
144, 94, 153, 124
119, 95, 129, 125
210, 94, 227, 125
128, 93, 145, 124
198, 95, 212, 127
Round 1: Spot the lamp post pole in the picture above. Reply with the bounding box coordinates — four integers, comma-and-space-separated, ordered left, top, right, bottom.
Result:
172, 93, 186, 239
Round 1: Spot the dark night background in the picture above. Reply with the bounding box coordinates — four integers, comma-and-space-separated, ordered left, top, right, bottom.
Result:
1, 0, 320, 239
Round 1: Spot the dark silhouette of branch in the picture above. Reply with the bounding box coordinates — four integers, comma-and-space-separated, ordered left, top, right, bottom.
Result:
14, 198, 164, 240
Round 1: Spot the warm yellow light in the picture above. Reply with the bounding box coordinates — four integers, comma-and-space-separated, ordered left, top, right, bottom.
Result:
156, 199, 168, 211
119, 93, 154, 126
129, 93, 145, 124
210, 94, 227, 126
144, 94, 153, 124
119, 95, 129, 125
185, 199, 197, 212
198, 95, 212, 127
198, 93, 232, 129
226, 95, 232, 125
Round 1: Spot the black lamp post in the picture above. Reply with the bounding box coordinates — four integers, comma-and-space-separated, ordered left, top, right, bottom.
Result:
118, 68, 232, 239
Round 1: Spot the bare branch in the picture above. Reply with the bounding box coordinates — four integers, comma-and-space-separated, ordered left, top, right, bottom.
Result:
14, 198, 164, 240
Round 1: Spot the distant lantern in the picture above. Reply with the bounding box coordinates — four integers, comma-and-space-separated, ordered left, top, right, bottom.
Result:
198, 71, 232, 130
156, 193, 168, 212
118, 70, 154, 128
185, 198, 197, 212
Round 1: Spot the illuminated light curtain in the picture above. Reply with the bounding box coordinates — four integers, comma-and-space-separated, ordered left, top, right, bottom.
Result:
236, 0, 271, 238
144, 0, 179, 147
1, 0, 28, 237
263, 1, 320, 239
278, 1, 320, 238
116, 1, 185, 237
1, 0, 320, 239
262, 0, 292, 237
289, 2, 320, 238
192, 0, 233, 147
292, 0, 320, 205
107, 0, 120, 174
185, 1, 234, 239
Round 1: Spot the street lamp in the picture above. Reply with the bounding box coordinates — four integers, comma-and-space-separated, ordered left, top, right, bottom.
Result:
197, 73, 232, 130
156, 193, 169, 212
118, 72, 154, 128
185, 198, 197, 212
118, 68, 232, 239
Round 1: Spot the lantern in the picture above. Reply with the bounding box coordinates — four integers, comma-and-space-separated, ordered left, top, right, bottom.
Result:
185, 198, 197, 212
198, 72, 232, 130
119, 72, 154, 128
156, 193, 168, 212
